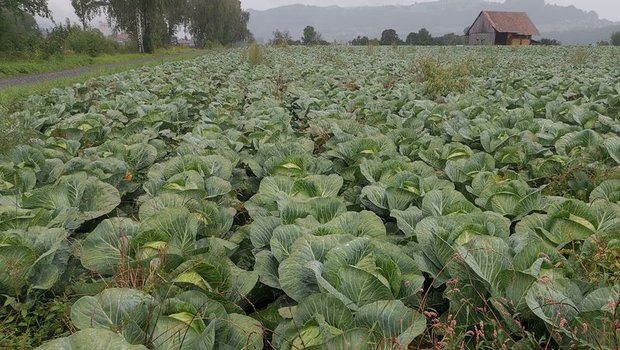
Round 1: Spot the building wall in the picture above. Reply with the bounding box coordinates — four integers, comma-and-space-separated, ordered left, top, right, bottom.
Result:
468, 13, 496, 46
509, 35, 532, 46
469, 33, 495, 45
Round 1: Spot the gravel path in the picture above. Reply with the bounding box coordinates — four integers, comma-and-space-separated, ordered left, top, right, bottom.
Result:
0, 56, 170, 90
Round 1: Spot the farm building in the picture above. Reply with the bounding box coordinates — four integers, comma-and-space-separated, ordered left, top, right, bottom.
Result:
466, 11, 540, 46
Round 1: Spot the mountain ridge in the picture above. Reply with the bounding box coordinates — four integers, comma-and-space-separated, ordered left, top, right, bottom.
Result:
247, 0, 619, 44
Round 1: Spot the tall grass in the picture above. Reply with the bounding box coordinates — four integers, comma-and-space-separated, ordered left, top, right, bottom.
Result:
247, 43, 264, 66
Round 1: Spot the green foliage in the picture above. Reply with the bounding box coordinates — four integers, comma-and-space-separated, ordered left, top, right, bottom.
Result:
612, 30, 620, 46
185, 0, 251, 48
0, 9, 41, 55
538, 37, 561, 45
416, 56, 472, 97
351, 35, 369, 46
270, 29, 295, 46
407, 28, 432, 45
0, 295, 72, 349
1, 46, 620, 349
568, 46, 594, 65
0, 114, 36, 152
380, 28, 401, 45
0, 0, 49, 17
66, 28, 108, 56
1, 19, 123, 58
247, 42, 263, 65
302, 25, 324, 45
356, 28, 465, 46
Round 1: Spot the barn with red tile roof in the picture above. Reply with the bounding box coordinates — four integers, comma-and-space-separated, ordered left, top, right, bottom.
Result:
466, 11, 540, 46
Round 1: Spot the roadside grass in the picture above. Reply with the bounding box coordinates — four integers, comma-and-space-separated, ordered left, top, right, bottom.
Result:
0, 47, 199, 78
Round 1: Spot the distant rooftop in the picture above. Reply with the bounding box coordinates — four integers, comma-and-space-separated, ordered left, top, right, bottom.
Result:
477, 11, 541, 36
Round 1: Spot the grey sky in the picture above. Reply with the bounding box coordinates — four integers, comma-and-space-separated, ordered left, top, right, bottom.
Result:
43, 0, 620, 27
242, 0, 619, 21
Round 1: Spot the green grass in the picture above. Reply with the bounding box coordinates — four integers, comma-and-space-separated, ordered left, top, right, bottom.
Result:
0, 49, 205, 114
0, 48, 199, 78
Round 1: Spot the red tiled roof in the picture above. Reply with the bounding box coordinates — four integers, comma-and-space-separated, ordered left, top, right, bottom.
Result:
468, 11, 540, 36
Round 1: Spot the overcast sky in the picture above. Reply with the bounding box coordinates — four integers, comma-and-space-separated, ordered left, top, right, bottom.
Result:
43, 0, 620, 27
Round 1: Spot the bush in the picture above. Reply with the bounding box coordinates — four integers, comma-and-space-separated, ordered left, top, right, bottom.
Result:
247, 42, 263, 66
66, 29, 108, 57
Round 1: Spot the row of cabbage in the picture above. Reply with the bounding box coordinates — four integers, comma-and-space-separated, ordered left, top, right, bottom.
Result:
1, 46, 619, 349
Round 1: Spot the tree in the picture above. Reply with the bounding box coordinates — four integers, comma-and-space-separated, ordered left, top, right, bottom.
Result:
380, 29, 400, 46
538, 38, 560, 46
0, 8, 41, 53
612, 31, 620, 46
405, 32, 417, 45
71, 0, 99, 29
186, 0, 251, 48
270, 29, 293, 46
71, 0, 251, 52
302, 25, 322, 45
351, 36, 369, 46
162, 0, 188, 45
0, 0, 49, 18
70, 0, 163, 53
416, 28, 432, 45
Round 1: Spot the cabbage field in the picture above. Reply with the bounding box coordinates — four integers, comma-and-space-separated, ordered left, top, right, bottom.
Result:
1, 46, 620, 349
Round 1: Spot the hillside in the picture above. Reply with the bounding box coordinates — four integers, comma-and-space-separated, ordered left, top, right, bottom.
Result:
248, 0, 619, 44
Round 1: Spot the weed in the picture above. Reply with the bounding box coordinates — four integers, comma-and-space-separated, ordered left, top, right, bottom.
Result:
247, 43, 263, 66
414, 56, 472, 98
365, 43, 376, 56
543, 157, 620, 201
0, 294, 73, 349
569, 236, 620, 286
0, 113, 37, 153
568, 47, 594, 66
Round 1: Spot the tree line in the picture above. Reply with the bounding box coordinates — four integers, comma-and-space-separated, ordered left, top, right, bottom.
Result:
71, 0, 251, 52
269, 26, 330, 46
1, 0, 252, 56
269, 26, 467, 46
351, 28, 466, 46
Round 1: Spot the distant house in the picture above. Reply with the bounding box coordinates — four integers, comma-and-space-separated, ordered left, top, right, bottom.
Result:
466, 11, 540, 46
109, 32, 131, 44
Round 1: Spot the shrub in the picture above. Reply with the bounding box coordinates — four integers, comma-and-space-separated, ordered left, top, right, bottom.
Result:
66, 29, 108, 57
247, 42, 263, 66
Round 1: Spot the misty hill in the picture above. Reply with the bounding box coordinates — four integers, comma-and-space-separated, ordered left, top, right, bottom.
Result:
248, 0, 619, 44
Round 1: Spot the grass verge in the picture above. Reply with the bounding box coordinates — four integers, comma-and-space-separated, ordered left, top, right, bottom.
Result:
0, 47, 199, 78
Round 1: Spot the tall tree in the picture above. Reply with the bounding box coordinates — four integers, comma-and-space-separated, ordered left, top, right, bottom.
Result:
0, 0, 49, 17
416, 28, 432, 45
380, 29, 400, 45
0, 8, 41, 53
351, 36, 369, 46
162, 0, 187, 44
186, 0, 250, 47
71, 0, 165, 53
612, 31, 620, 46
302, 25, 321, 45
71, 0, 98, 29
405, 32, 417, 45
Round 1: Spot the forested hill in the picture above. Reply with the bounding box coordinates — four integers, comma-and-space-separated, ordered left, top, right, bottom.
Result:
248, 0, 619, 44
